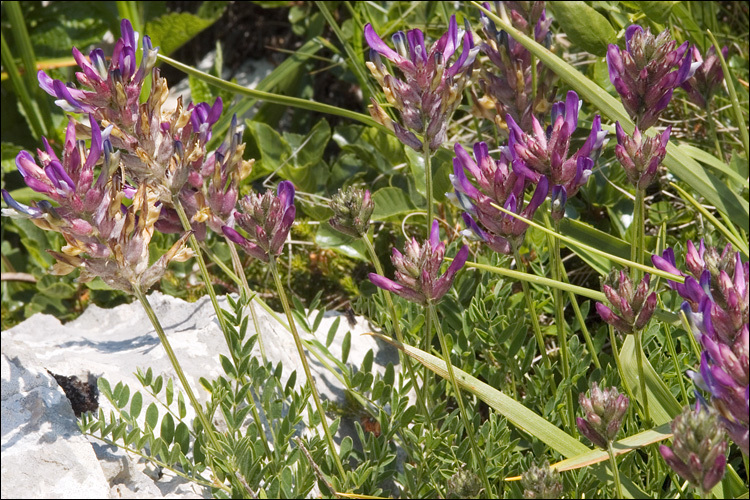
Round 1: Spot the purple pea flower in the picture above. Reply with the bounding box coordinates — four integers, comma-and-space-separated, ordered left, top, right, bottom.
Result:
607, 25, 696, 131
659, 404, 728, 493
596, 270, 657, 334
222, 181, 296, 263
614, 122, 671, 189
2, 115, 116, 238
451, 142, 548, 254
368, 220, 469, 305
364, 15, 479, 152
681, 45, 729, 109
576, 382, 629, 449
507, 91, 607, 215
38, 19, 158, 130
653, 241, 748, 454
476, 2, 555, 131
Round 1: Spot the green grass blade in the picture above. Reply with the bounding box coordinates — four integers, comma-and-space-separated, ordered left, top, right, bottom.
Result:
0, 32, 45, 140
669, 182, 749, 257
706, 29, 749, 157
157, 53, 381, 129
677, 144, 749, 188
369, 332, 647, 498
619, 335, 682, 426
473, 2, 749, 230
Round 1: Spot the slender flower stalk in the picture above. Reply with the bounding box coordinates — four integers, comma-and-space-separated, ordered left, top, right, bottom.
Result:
224, 182, 346, 481
329, 186, 431, 419
368, 221, 490, 494
429, 303, 492, 497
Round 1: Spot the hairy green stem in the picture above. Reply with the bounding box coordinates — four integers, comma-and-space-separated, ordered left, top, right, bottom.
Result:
268, 258, 347, 482
631, 187, 646, 280
361, 235, 431, 421
172, 199, 236, 363
560, 266, 601, 370
550, 219, 574, 431
607, 441, 624, 499
512, 244, 554, 376
428, 304, 493, 497
227, 240, 267, 365
131, 285, 223, 462
423, 140, 434, 236
663, 321, 689, 405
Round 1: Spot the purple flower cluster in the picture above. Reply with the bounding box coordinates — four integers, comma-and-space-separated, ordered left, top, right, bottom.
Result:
595, 271, 657, 335
1, 19, 259, 294
653, 241, 749, 455
222, 181, 296, 263
607, 25, 696, 131
475, 1, 555, 131
507, 91, 607, 202
451, 142, 548, 254
364, 15, 479, 152
681, 45, 729, 109
368, 221, 468, 305
614, 123, 670, 189
38, 19, 158, 130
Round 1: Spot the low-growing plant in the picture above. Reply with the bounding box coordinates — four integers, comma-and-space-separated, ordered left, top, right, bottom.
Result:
1, 1, 747, 498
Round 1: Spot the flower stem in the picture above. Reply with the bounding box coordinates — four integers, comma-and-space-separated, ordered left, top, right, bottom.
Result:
130, 284, 223, 462
172, 198, 236, 363
423, 139, 434, 237
551, 219, 574, 431
511, 244, 554, 377
428, 304, 493, 497
607, 441, 624, 499
631, 187, 646, 280
268, 258, 347, 482
227, 239, 267, 365
361, 235, 431, 422
634, 327, 651, 427
560, 265, 601, 370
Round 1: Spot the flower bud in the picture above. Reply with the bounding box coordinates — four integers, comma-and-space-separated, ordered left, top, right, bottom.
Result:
329, 186, 375, 238
577, 382, 629, 449
521, 460, 563, 499
659, 404, 727, 494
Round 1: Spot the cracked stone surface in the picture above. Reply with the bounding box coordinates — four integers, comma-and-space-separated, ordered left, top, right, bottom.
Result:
2, 291, 399, 498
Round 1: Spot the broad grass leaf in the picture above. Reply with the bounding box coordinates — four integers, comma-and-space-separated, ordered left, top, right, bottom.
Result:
546, 2, 616, 56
